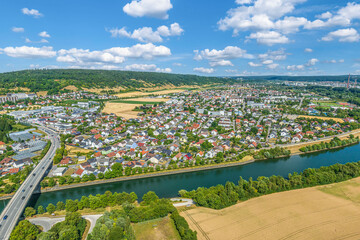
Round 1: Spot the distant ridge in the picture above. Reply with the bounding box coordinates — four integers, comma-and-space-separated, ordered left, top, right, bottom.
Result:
0, 69, 232, 95
234, 75, 360, 82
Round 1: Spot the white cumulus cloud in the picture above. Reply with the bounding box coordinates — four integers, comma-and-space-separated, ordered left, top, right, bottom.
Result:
193, 67, 215, 74
322, 28, 360, 42
246, 31, 289, 45
267, 63, 279, 69
194, 46, 253, 67
218, 0, 306, 34
12, 27, 24, 33
123, 0, 172, 19
124, 63, 171, 72
25, 38, 49, 44
0, 46, 56, 58
209, 60, 234, 67
39, 31, 50, 38
56, 43, 171, 66
236, 0, 252, 4
248, 61, 261, 67
108, 23, 183, 43
21, 8, 43, 17
287, 58, 318, 71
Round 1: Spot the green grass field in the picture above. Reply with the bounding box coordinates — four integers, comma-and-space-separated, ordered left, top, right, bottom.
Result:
133, 216, 180, 240
318, 178, 360, 203
314, 101, 342, 107
11, 123, 31, 131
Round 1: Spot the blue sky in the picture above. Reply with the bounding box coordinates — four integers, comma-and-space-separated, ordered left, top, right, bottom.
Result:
1, 0, 360, 76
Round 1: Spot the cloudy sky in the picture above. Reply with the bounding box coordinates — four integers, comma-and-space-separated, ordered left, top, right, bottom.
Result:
1, 0, 360, 76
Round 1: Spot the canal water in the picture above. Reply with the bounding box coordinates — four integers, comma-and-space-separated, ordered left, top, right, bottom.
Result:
2, 143, 360, 211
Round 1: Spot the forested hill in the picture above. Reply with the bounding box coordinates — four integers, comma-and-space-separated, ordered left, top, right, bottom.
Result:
0, 69, 231, 94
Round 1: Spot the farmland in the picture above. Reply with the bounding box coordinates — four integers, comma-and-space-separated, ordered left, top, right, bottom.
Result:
110, 98, 168, 105
102, 102, 142, 119
182, 177, 360, 240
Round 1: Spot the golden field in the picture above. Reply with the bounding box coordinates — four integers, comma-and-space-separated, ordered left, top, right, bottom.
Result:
102, 97, 169, 119
297, 115, 344, 123
182, 177, 360, 240
114, 89, 185, 98
102, 102, 142, 119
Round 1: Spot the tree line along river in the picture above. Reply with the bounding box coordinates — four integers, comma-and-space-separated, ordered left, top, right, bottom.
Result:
1, 143, 360, 213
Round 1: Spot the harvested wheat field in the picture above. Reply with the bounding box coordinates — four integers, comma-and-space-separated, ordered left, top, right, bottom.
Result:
114, 89, 185, 98
182, 177, 360, 240
297, 115, 344, 123
63, 85, 79, 91
65, 145, 92, 157
102, 102, 141, 119
83, 86, 125, 94
36, 91, 48, 96
126, 97, 169, 102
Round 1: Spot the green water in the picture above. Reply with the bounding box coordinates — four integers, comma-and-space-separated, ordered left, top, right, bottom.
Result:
2, 144, 360, 211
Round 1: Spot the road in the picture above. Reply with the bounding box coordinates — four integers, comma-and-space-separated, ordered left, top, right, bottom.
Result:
29, 214, 101, 234
256, 116, 264, 126
171, 198, 195, 207
0, 125, 60, 240
296, 97, 304, 109
29, 217, 65, 232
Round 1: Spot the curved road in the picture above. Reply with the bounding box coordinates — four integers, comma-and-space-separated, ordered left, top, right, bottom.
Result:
0, 125, 60, 240
29, 214, 102, 234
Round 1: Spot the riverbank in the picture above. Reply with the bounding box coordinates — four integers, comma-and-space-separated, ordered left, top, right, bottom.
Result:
9, 141, 360, 214
36, 137, 358, 196
284, 128, 360, 154
0, 134, 358, 201
40, 159, 258, 193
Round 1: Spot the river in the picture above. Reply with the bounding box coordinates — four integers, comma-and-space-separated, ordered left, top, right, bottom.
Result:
1, 143, 360, 212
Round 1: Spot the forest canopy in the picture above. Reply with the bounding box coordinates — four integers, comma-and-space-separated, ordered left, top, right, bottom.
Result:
0, 69, 231, 94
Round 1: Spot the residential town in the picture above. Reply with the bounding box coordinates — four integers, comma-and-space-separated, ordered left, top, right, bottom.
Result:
1, 84, 359, 187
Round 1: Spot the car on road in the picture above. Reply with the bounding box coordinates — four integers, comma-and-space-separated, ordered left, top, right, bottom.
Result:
30, 185, 33, 188
21, 196, 25, 200
33, 173, 36, 176
3, 215, 8, 220
22, 189, 25, 192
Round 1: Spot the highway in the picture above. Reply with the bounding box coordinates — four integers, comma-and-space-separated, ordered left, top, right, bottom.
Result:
0, 125, 60, 240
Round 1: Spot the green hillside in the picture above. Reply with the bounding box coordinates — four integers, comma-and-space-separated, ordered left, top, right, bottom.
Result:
0, 69, 231, 95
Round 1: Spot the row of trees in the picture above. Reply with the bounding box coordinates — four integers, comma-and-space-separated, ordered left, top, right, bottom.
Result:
53, 135, 71, 164
88, 210, 135, 240
171, 211, 197, 240
253, 147, 291, 159
0, 165, 33, 195
0, 116, 13, 143
25, 191, 137, 217
180, 161, 360, 209
32, 141, 51, 164
299, 136, 359, 153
